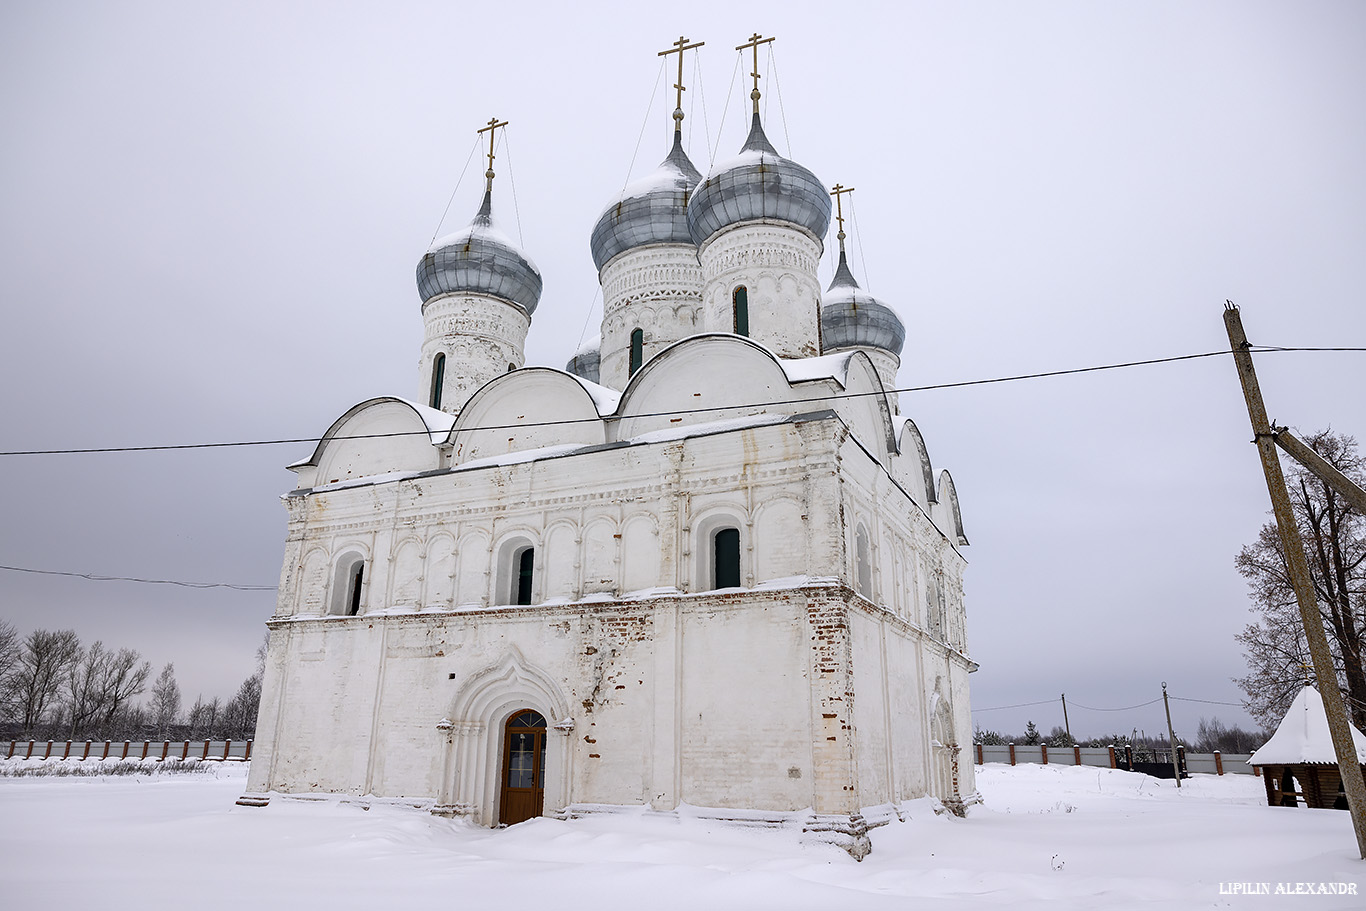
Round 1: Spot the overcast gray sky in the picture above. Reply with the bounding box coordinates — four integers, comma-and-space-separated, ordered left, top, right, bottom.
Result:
2, 0, 1362, 739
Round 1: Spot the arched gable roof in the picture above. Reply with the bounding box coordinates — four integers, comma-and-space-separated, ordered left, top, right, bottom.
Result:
893, 418, 936, 508
614, 335, 896, 460
447, 367, 608, 465
934, 469, 969, 547
294, 397, 450, 487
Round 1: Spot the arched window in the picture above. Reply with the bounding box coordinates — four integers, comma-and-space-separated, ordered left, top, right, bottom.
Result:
429, 353, 446, 410
508, 363, 516, 373
516, 546, 535, 606
629, 328, 644, 376
732, 286, 749, 337
713, 527, 741, 589
855, 525, 872, 597
330, 553, 365, 616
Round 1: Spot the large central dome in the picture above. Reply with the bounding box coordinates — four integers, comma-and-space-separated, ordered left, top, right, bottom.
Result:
590, 131, 703, 272
686, 113, 831, 247
417, 191, 543, 315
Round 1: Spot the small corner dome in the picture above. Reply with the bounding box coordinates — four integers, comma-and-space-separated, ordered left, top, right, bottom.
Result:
820, 253, 905, 356
687, 113, 831, 247
565, 337, 601, 384
417, 190, 543, 314
590, 133, 703, 272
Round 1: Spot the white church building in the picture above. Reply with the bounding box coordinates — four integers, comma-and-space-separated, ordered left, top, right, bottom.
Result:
243, 41, 976, 857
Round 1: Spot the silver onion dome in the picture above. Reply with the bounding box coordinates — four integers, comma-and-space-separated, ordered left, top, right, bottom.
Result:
820, 251, 905, 356
564, 338, 601, 384
417, 190, 543, 314
590, 131, 703, 272
687, 112, 831, 247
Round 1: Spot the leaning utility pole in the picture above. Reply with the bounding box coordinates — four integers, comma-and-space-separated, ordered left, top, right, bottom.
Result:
1162, 683, 1180, 788
1223, 302, 1366, 859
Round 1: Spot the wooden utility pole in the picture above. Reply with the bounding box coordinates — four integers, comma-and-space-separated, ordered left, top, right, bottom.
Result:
1223, 302, 1366, 858
1162, 683, 1180, 788
1061, 693, 1071, 741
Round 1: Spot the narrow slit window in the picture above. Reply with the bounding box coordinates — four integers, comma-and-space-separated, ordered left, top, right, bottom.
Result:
732, 287, 749, 337
346, 561, 364, 616
629, 328, 644, 376
430, 353, 446, 410
714, 528, 741, 589
516, 547, 534, 606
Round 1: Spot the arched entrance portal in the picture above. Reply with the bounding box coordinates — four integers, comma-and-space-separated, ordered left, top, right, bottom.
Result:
499, 710, 546, 825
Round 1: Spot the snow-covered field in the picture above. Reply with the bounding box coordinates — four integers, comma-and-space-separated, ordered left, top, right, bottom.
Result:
2, 761, 1362, 909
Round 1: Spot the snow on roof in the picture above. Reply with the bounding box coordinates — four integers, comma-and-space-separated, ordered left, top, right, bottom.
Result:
564, 373, 621, 414
1247, 686, 1366, 765
394, 397, 457, 443
778, 352, 854, 384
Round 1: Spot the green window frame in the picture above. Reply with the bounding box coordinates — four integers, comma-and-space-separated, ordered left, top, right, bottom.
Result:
733, 286, 749, 337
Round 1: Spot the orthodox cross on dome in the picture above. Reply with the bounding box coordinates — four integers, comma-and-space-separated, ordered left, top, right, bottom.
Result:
735, 32, 775, 114
830, 183, 855, 252
477, 116, 509, 192
658, 35, 705, 133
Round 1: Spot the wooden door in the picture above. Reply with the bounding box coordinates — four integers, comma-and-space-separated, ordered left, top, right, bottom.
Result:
499, 710, 546, 825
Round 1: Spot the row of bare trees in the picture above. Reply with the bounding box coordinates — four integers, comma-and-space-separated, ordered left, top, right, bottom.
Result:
0, 620, 264, 742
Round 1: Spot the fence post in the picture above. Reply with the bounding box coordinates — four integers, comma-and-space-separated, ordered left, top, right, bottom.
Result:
101, 741, 110, 760
121, 741, 129, 760
140, 741, 149, 760
1041, 743, 1049, 765
44, 741, 53, 759
63, 741, 71, 759
202, 740, 210, 760
1074, 745, 1082, 765
1177, 744, 1187, 778
1124, 745, 1134, 771
224, 740, 232, 760
1215, 751, 1224, 776
1008, 743, 1016, 766
159, 741, 168, 761
26, 740, 34, 759
5, 741, 12, 759
976, 743, 983, 764
181, 741, 189, 760
1108, 745, 1116, 769
245, 741, 253, 761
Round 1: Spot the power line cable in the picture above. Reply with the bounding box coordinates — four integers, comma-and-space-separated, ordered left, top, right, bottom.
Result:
1, 346, 1359, 458
0, 564, 275, 592
1068, 697, 1163, 712
971, 699, 1058, 713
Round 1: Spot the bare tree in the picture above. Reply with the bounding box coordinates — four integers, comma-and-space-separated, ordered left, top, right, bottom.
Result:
97, 648, 151, 729
14, 629, 80, 733
1235, 430, 1366, 728
0, 618, 20, 723
64, 641, 111, 738
188, 694, 221, 739
149, 663, 181, 738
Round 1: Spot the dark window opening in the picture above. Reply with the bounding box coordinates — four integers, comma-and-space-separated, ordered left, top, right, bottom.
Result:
733, 286, 749, 337
516, 547, 534, 606
508, 363, 516, 373
430, 353, 446, 409
714, 528, 741, 589
629, 328, 644, 376
346, 562, 364, 616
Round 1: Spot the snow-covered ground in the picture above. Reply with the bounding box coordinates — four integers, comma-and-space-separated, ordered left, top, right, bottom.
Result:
2, 761, 1362, 909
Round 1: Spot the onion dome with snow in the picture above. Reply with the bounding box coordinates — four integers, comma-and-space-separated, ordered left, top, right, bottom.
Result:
686, 113, 831, 247
820, 251, 905, 355
564, 337, 601, 385
416, 190, 543, 314
590, 132, 703, 272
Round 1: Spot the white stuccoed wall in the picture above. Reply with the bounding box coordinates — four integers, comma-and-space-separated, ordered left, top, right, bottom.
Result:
420, 293, 530, 413
697, 222, 823, 359
597, 244, 703, 390
825, 345, 902, 411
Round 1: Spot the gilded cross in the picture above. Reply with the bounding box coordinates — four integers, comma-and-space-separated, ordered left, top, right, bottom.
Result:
658, 36, 705, 130
830, 183, 855, 247
477, 117, 509, 191
735, 32, 775, 113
